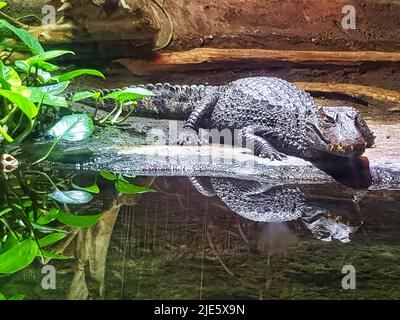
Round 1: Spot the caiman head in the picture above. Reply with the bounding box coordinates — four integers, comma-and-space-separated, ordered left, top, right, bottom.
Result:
306, 106, 375, 158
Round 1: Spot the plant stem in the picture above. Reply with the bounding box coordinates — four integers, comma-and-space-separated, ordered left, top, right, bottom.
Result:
99, 103, 119, 124
31, 136, 61, 166
0, 106, 18, 125
0, 11, 28, 29
116, 107, 136, 124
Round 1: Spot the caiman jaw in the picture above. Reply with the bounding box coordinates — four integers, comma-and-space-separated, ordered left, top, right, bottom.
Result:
327, 142, 366, 157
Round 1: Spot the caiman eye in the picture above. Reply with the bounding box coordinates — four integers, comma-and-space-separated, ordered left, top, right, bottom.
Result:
323, 115, 335, 125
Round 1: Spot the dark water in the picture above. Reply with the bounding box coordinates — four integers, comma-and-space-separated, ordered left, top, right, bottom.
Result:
1, 170, 400, 300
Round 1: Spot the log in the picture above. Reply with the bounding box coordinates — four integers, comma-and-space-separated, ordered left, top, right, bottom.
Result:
115, 48, 400, 75
294, 82, 400, 108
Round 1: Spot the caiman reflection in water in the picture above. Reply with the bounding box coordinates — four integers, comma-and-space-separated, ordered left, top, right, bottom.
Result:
177, 156, 372, 243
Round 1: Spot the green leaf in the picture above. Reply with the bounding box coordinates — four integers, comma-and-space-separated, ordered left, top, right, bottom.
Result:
41, 250, 71, 260
103, 87, 154, 104
12, 84, 69, 108
0, 19, 44, 55
27, 50, 74, 67
14, 60, 51, 84
72, 91, 97, 102
49, 188, 93, 204
57, 211, 102, 228
33, 82, 70, 95
0, 89, 38, 119
0, 292, 6, 300
48, 114, 94, 141
36, 208, 59, 225
100, 171, 117, 181
0, 207, 12, 218
115, 180, 154, 195
31, 222, 68, 234
8, 294, 25, 300
38, 233, 67, 247
52, 69, 105, 83
0, 2, 8, 10
0, 239, 38, 275
72, 181, 100, 194
0, 234, 19, 255
32, 61, 59, 72
0, 61, 22, 87
0, 125, 13, 142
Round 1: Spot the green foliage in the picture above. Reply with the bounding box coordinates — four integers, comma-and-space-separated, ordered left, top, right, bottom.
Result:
0, 15, 104, 161
0, 239, 38, 275
0, 168, 154, 280
73, 87, 154, 125
0, 9, 157, 285
100, 171, 154, 194
57, 211, 102, 228
49, 188, 93, 204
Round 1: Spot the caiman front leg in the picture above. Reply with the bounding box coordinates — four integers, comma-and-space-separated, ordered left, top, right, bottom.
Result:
239, 126, 287, 161
188, 177, 216, 197
178, 94, 219, 145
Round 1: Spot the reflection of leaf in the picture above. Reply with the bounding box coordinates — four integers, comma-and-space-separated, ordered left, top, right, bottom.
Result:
0, 239, 38, 275
49, 188, 93, 204
41, 250, 71, 260
38, 233, 67, 247
72, 181, 100, 194
36, 208, 59, 225
32, 222, 67, 234
0, 207, 12, 218
57, 211, 101, 228
0, 292, 25, 300
115, 180, 154, 195
100, 171, 117, 181
48, 114, 94, 142
0, 233, 19, 254
7, 294, 25, 300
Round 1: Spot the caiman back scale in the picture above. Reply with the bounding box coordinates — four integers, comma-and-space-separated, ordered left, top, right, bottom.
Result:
73, 77, 376, 160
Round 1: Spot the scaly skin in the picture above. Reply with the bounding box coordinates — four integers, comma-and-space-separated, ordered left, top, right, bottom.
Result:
68, 76, 376, 160
189, 176, 359, 243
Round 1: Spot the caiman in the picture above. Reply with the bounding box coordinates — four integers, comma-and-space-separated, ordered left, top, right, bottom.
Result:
69, 76, 376, 160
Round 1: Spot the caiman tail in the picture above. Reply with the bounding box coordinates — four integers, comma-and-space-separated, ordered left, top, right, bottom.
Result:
66, 83, 219, 120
